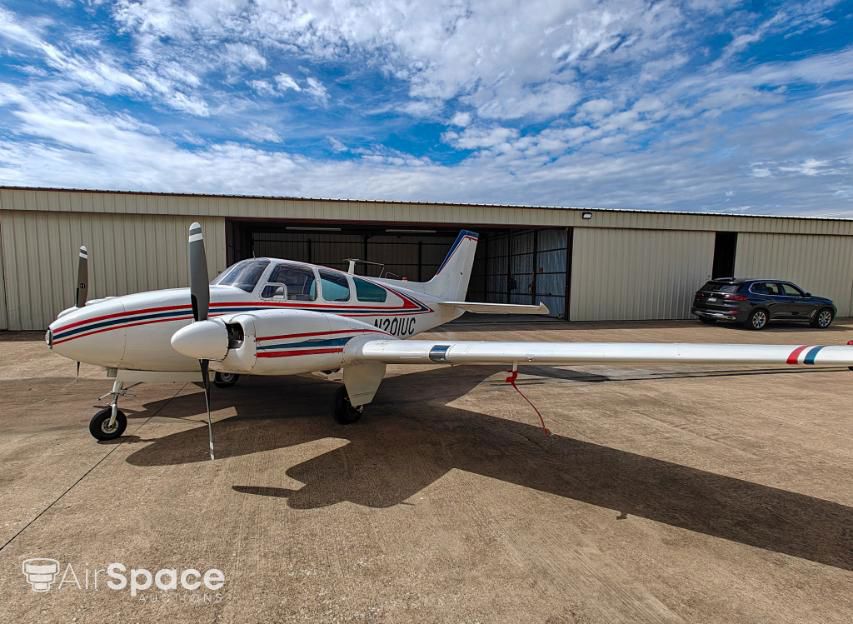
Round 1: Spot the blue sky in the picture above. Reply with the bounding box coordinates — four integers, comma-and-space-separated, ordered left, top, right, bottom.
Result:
0, 1, 851, 215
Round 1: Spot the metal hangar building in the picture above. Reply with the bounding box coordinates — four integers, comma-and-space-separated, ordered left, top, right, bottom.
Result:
1, 186, 852, 330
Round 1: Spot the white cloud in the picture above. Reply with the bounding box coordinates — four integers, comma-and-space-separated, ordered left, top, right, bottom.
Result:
223, 43, 267, 70
305, 76, 328, 105
450, 111, 471, 127
0, 7, 46, 47
328, 136, 347, 152
238, 123, 281, 143
249, 79, 275, 95
576, 98, 615, 120
1, 84, 852, 216
104, 0, 691, 121
442, 126, 519, 150
274, 73, 301, 92
0, 1, 851, 216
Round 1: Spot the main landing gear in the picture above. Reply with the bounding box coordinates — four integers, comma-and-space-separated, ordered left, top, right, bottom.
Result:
333, 386, 363, 424
213, 372, 240, 388
89, 379, 128, 441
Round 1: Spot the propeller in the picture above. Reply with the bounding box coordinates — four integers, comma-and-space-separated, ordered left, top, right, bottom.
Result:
188, 222, 215, 461
76, 245, 88, 308
75, 245, 89, 378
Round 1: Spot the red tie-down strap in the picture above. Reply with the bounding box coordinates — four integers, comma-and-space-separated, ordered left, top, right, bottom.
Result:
505, 367, 551, 435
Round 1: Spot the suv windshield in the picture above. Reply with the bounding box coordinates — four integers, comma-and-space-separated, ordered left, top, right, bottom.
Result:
213, 259, 270, 293
700, 281, 740, 293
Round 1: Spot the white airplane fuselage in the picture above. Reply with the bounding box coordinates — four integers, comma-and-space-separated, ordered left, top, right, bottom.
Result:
47, 259, 460, 375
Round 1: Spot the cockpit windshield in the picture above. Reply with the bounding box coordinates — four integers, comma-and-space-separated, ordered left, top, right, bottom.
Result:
212, 259, 270, 293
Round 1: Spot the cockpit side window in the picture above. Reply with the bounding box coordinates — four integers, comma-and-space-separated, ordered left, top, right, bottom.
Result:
319, 270, 351, 302
354, 277, 387, 302
212, 259, 270, 293
263, 264, 317, 301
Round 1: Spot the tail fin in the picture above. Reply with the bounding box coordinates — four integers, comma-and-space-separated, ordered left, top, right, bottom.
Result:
423, 230, 479, 300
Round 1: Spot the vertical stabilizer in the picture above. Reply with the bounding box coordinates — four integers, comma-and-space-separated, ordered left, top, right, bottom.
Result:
423, 230, 479, 301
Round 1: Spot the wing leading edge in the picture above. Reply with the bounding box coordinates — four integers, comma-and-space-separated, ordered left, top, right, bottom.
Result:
345, 340, 853, 367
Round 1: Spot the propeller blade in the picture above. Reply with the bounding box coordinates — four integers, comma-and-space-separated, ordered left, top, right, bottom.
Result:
188, 222, 209, 322
76, 245, 88, 308
187, 222, 214, 460
200, 359, 214, 460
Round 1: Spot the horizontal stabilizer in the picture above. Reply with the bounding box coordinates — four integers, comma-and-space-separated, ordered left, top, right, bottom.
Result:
441, 301, 550, 315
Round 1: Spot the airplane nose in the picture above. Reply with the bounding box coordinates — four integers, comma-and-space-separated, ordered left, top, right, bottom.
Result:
48, 300, 127, 367
171, 320, 229, 361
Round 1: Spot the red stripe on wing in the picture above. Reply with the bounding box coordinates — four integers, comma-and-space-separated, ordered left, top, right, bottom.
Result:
786, 345, 808, 364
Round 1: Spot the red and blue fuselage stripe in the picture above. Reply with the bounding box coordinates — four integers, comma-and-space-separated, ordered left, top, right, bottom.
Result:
52, 299, 421, 345
254, 328, 387, 357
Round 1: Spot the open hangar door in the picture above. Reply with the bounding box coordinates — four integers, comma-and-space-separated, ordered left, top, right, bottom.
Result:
225, 220, 571, 319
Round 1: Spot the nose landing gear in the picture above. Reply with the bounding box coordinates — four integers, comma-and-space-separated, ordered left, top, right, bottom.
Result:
89, 379, 130, 441
89, 407, 127, 440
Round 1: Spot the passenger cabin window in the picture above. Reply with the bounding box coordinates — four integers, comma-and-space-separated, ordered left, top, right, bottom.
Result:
213, 259, 270, 293
354, 277, 387, 303
753, 282, 780, 296
780, 283, 803, 297
319, 270, 350, 302
262, 264, 317, 300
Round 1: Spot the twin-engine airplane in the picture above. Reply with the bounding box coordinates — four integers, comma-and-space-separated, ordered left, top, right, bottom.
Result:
48, 224, 853, 460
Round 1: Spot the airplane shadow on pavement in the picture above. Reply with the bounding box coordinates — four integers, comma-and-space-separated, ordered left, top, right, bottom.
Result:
124, 366, 853, 572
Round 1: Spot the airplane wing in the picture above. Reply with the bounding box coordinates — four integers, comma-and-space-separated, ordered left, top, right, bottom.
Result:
345, 339, 853, 367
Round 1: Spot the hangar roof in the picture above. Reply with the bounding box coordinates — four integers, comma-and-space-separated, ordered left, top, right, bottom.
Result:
2, 185, 852, 236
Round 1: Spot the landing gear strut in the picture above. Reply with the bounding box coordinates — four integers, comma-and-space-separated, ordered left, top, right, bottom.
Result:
89, 379, 128, 441
333, 386, 363, 424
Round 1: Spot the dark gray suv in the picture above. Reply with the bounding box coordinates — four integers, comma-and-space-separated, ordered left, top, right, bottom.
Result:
692, 278, 836, 330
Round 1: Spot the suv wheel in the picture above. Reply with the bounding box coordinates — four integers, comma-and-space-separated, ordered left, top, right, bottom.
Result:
811, 308, 834, 329
747, 309, 768, 330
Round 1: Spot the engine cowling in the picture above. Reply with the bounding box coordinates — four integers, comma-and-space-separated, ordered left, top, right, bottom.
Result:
213, 309, 386, 376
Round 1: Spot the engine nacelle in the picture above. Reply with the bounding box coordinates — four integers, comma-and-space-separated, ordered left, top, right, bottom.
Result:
212, 309, 385, 376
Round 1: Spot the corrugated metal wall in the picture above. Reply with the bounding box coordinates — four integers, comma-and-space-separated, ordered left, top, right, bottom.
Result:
0, 210, 226, 330
0, 221, 7, 330
4, 187, 853, 236
570, 228, 715, 321
735, 233, 853, 317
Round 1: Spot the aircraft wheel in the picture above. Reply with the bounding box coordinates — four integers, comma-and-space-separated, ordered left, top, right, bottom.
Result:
333, 386, 363, 424
214, 372, 240, 388
89, 407, 127, 441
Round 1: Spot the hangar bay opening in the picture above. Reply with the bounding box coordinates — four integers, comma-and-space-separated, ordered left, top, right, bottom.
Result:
225, 221, 572, 319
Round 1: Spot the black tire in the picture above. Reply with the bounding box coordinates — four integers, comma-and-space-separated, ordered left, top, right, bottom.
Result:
811, 308, 834, 329
699, 318, 717, 325
89, 407, 127, 441
214, 372, 240, 388
333, 386, 363, 424
746, 309, 768, 330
